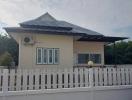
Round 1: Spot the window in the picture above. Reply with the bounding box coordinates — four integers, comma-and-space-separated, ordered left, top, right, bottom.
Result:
43, 48, 47, 64
36, 48, 59, 64
37, 48, 42, 64
78, 54, 89, 64
54, 49, 59, 64
78, 53, 101, 64
90, 54, 101, 64
48, 49, 53, 64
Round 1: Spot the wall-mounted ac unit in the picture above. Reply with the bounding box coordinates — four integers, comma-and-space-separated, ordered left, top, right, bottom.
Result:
22, 36, 35, 45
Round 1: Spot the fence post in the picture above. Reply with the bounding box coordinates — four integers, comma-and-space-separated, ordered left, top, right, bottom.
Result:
89, 68, 94, 87
89, 68, 94, 100
2, 69, 8, 93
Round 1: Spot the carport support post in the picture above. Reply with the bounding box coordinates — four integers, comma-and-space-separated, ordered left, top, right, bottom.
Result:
113, 42, 117, 66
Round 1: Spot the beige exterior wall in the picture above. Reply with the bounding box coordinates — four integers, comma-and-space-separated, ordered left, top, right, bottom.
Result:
73, 41, 105, 66
9, 32, 105, 69
10, 33, 74, 69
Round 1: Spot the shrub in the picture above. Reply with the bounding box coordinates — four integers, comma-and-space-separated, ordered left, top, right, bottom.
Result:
0, 52, 13, 67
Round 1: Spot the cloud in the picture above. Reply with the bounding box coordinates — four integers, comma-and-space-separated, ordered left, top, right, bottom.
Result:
114, 26, 132, 33
113, 25, 132, 39
0, 0, 132, 38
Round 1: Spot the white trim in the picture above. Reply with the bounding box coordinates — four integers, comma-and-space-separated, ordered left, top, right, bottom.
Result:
54, 48, 59, 64
42, 48, 47, 64
36, 48, 43, 64
36, 48, 60, 65
48, 48, 54, 64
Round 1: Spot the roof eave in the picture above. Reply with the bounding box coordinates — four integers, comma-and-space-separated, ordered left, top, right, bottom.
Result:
4, 27, 127, 42
78, 36, 128, 42
4, 27, 85, 36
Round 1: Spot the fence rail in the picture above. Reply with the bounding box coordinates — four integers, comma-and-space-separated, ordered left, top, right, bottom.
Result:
0, 67, 132, 92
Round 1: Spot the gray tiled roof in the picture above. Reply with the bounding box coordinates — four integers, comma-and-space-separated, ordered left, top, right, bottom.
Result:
4, 12, 128, 42
20, 12, 103, 36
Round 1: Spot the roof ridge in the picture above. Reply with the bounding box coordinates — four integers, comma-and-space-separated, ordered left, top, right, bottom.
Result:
36, 12, 56, 22
19, 13, 103, 36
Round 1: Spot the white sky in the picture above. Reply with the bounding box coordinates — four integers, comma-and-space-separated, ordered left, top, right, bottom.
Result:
0, 0, 132, 39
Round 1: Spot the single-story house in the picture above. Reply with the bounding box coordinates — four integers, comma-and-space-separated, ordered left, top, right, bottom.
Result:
4, 12, 127, 69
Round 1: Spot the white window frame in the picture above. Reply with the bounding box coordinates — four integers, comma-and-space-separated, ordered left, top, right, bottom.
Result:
47, 48, 54, 64
54, 48, 59, 64
77, 53, 101, 64
42, 48, 48, 64
36, 48, 60, 65
36, 48, 43, 64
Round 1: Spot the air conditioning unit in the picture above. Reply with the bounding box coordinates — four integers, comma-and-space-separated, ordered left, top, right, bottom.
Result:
22, 36, 35, 45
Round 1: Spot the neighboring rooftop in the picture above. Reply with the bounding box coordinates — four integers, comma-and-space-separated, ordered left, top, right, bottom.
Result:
4, 12, 128, 42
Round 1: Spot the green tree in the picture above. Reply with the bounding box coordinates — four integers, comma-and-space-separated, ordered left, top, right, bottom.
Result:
124, 41, 132, 63
0, 52, 13, 68
0, 34, 18, 66
105, 41, 132, 64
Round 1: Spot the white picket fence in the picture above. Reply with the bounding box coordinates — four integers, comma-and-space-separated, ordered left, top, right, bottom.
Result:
0, 67, 132, 92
